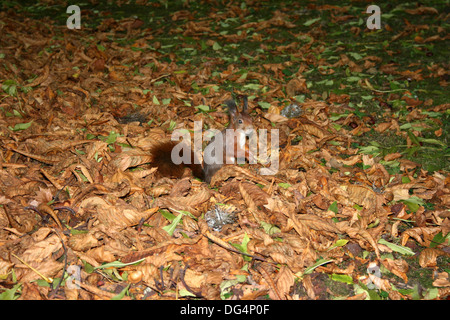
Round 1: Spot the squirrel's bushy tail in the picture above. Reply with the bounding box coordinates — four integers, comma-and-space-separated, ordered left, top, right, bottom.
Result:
149, 140, 204, 181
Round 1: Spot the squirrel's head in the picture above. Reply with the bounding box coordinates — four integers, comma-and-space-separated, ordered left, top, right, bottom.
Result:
226, 96, 253, 135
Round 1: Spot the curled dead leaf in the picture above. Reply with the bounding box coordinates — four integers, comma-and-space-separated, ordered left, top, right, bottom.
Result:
210, 165, 268, 187
79, 196, 158, 229
28, 64, 49, 87
432, 272, 450, 288
68, 232, 100, 251
419, 248, 450, 268
155, 187, 210, 217
286, 77, 308, 96
405, 7, 438, 15
183, 268, 207, 289
381, 258, 409, 283
384, 152, 403, 161
0, 258, 14, 279
238, 182, 269, 210
401, 226, 442, 247
275, 266, 295, 299
108, 149, 152, 171
263, 112, 289, 123
85, 246, 116, 263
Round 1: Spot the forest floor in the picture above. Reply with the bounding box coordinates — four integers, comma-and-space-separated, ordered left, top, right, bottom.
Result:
0, 0, 448, 300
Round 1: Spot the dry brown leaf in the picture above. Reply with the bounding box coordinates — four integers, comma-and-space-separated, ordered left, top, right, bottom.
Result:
264, 196, 296, 216
384, 152, 403, 161
335, 220, 380, 258
17, 259, 63, 283
64, 286, 80, 300
366, 163, 390, 187
374, 122, 393, 133
108, 149, 153, 171
418, 248, 450, 268
210, 165, 269, 187
184, 269, 207, 289
239, 181, 269, 210
286, 77, 308, 96
337, 154, 361, 166
301, 275, 316, 299
0, 258, 14, 278
18, 282, 45, 300
401, 226, 442, 246
21, 234, 62, 264
275, 266, 295, 299
381, 258, 409, 283
240, 284, 270, 300
297, 119, 328, 139
154, 187, 210, 216
405, 7, 439, 15
79, 196, 158, 229
345, 184, 378, 209
121, 235, 202, 263
28, 64, 49, 87
85, 246, 116, 263
136, 263, 160, 286
68, 232, 100, 251
263, 112, 289, 123
432, 272, 450, 287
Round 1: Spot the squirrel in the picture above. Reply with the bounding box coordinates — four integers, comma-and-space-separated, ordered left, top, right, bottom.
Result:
149, 97, 255, 184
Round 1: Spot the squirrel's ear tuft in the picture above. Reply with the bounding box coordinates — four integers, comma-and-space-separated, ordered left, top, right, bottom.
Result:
225, 99, 237, 115
242, 96, 248, 112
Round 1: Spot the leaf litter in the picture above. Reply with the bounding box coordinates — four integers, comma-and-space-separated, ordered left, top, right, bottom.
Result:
0, 1, 449, 300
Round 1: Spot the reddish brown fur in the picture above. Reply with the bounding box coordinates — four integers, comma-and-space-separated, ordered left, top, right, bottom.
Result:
150, 98, 253, 183
149, 140, 204, 180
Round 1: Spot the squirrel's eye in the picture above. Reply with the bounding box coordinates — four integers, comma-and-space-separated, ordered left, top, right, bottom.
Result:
238, 119, 243, 124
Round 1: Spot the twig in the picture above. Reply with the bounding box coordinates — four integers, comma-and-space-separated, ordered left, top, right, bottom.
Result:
48, 229, 68, 299
363, 79, 409, 93
179, 265, 203, 298
25, 204, 64, 230
54, 206, 77, 216
73, 280, 131, 300
52, 175, 75, 202
203, 231, 272, 263
150, 73, 170, 84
